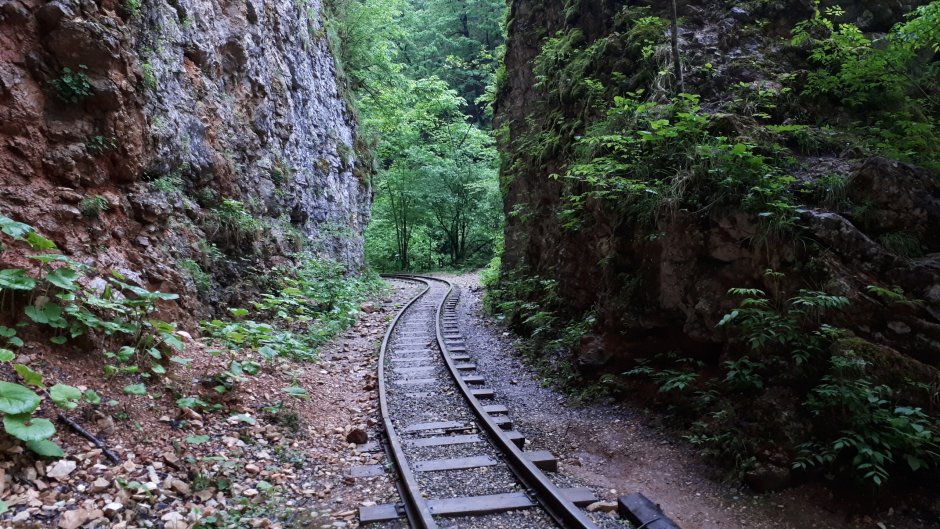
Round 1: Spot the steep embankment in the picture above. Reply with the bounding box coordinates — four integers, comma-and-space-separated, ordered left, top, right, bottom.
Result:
494, 0, 940, 493
0, 0, 369, 317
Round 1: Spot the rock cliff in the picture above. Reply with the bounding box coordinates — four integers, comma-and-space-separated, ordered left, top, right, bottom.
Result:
0, 0, 369, 317
493, 0, 940, 400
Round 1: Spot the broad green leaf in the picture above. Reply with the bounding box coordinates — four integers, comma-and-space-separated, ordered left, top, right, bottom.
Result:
0, 215, 32, 239
46, 267, 79, 290
258, 346, 276, 360
0, 348, 14, 362
83, 389, 102, 405
185, 434, 210, 444
123, 383, 147, 395
229, 308, 249, 318
149, 320, 176, 333
154, 291, 179, 301
24, 232, 56, 250
28, 253, 71, 264
13, 364, 43, 386
25, 439, 64, 457
25, 303, 62, 325
176, 397, 199, 409
3, 414, 55, 441
0, 382, 41, 414
151, 364, 166, 375
169, 356, 192, 366
50, 336, 67, 345
49, 384, 82, 410
0, 326, 16, 338
0, 499, 7, 515
282, 385, 309, 399
163, 334, 185, 352
0, 269, 36, 291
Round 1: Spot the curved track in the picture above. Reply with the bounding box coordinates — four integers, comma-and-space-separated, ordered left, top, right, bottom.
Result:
363, 275, 599, 529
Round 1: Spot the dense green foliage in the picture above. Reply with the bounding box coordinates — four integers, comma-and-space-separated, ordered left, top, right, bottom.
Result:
202, 254, 385, 362
792, 3, 940, 170
328, 0, 505, 271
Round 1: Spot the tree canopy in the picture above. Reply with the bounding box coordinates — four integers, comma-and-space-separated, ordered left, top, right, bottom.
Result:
328, 0, 505, 271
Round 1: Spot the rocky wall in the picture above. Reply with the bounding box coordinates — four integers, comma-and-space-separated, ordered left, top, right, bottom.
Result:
494, 0, 940, 370
0, 0, 369, 317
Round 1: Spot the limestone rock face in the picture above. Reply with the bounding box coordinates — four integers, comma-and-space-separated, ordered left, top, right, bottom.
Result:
0, 0, 369, 315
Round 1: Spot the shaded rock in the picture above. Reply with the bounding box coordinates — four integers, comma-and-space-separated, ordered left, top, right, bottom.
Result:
346, 428, 368, 445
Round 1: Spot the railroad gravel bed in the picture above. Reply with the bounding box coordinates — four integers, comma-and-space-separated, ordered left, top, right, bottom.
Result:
379, 278, 582, 528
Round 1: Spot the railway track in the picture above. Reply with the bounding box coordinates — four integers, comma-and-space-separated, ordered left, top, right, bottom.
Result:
358, 275, 600, 529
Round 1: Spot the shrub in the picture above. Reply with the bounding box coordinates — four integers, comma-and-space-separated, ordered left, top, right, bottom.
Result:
795, 354, 940, 487
86, 135, 117, 155
141, 62, 158, 90
206, 199, 262, 248
179, 258, 211, 294
124, 0, 141, 17
51, 65, 92, 104
79, 195, 110, 219
151, 173, 183, 194
202, 254, 386, 362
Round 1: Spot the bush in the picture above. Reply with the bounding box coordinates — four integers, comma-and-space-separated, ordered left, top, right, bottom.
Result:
202, 254, 387, 361
51, 65, 92, 104
0, 215, 184, 456
795, 354, 940, 487
206, 199, 262, 249
179, 258, 211, 294
79, 195, 110, 219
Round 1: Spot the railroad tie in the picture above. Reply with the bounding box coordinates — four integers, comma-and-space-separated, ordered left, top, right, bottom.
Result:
359, 487, 599, 523
413, 455, 498, 472
471, 388, 495, 399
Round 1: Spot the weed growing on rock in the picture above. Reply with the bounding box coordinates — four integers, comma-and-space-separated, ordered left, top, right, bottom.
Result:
206, 199, 262, 250
151, 173, 184, 194
141, 62, 158, 90
123, 0, 141, 17
50, 65, 91, 104
79, 195, 109, 219
179, 258, 211, 294
86, 135, 117, 155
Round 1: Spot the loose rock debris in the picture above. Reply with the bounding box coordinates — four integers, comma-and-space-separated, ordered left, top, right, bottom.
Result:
0, 282, 418, 529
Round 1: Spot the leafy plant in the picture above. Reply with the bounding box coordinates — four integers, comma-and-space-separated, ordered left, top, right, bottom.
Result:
50, 65, 92, 104
794, 354, 940, 487
202, 254, 385, 362
206, 199, 262, 249
179, 258, 211, 294
86, 135, 117, 154
124, 0, 141, 17
79, 195, 110, 219
1, 215, 185, 394
877, 232, 923, 258
151, 173, 183, 193
141, 62, 158, 90
0, 352, 91, 456
791, 4, 940, 169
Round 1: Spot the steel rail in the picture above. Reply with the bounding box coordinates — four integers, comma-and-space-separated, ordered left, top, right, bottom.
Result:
376, 275, 439, 529
405, 274, 599, 529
